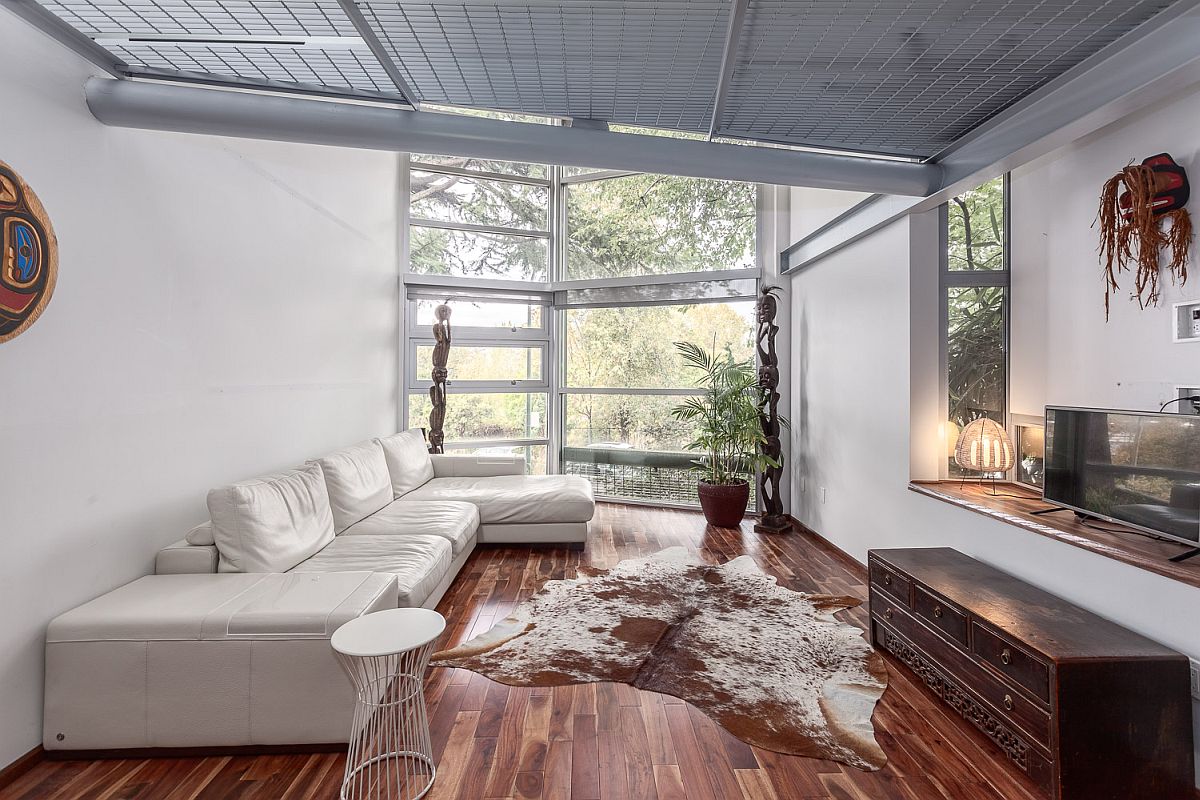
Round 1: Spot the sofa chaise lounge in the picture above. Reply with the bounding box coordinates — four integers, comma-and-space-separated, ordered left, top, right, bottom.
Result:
43, 430, 594, 752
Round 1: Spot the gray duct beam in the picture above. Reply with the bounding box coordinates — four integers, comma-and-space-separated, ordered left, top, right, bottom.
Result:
84, 78, 941, 196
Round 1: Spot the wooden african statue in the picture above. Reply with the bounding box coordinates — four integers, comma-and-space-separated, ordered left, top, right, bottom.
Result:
755, 285, 789, 534
428, 303, 451, 454
1098, 153, 1192, 319
1, 160, 57, 344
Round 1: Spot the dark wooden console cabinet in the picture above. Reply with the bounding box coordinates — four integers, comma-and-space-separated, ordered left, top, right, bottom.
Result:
868, 547, 1195, 800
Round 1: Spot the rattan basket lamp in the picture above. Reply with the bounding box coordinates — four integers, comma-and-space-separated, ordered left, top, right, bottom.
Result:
953, 418, 1015, 494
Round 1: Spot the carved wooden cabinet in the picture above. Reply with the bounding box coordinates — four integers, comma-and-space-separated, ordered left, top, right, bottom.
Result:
868, 548, 1195, 800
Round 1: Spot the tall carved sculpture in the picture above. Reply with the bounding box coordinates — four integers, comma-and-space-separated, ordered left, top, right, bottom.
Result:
754, 286, 789, 534
428, 303, 452, 454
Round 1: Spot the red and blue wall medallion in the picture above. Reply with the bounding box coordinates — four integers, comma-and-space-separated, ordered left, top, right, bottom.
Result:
0, 160, 57, 344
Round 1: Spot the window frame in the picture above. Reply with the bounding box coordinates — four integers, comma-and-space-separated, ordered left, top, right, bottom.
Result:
938, 173, 1012, 480
400, 150, 764, 497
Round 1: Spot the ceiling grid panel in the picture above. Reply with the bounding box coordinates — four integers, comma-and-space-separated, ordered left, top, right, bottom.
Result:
37, 0, 410, 98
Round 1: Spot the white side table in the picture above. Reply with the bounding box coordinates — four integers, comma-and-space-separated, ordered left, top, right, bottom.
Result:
331, 607, 447, 800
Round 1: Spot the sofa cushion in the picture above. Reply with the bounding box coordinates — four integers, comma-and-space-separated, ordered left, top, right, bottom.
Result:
313, 439, 392, 533
377, 430, 436, 498
207, 463, 336, 574
288, 534, 452, 608
400, 475, 595, 525
343, 500, 479, 556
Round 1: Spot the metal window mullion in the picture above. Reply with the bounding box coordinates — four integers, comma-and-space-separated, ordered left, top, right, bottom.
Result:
398, 152, 412, 435
559, 387, 700, 396
442, 438, 550, 448
559, 169, 641, 185
409, 218, 551, 239
409, 162, 551, 187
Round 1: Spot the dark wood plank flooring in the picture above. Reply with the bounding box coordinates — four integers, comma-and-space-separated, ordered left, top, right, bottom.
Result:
3, 503, 1046, 800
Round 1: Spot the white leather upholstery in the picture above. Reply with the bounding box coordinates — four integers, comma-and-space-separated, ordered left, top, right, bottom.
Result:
480, 521, 588, 545
313, 439, 392, 533
44, 573, 396, 750
207, 463, 335, 574
402, 475, 596, 524
377, 430, 435, 497
343, 499, 479, 556
288, 534, 452, 608
430, 454, 524, 478
185, 521, 215, 546
155, 538, 220, 575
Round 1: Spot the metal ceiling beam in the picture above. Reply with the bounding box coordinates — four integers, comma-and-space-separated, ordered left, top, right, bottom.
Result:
84, 77, 942, 196
0, 0, 126, 77
333, 0, 421, 109
127, 67, 411, 106
707, 0, 748, 140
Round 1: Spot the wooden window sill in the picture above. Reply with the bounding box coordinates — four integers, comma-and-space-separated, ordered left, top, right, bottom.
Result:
908, 480, 1200, 590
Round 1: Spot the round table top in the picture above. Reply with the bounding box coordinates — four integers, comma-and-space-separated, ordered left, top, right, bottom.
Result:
331, 607, 447, 658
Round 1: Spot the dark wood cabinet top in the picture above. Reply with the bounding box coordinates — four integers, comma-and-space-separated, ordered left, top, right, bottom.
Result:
869, 547, 1183, 662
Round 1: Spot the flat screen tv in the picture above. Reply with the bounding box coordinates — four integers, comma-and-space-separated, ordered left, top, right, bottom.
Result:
1044, 406, 1200, 546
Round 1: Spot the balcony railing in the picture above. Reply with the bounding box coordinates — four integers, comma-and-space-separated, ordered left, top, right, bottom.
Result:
562, 446, 756, 507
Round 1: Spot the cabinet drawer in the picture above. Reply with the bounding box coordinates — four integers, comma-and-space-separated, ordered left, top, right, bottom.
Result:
872, 600, 1051, 749
913, 585, 968, 647
972, 622, 1050, 703
868, 560, 911, 606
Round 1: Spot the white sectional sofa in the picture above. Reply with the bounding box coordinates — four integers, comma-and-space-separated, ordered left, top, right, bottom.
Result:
155, 429, 596, 608
44, 430, 594, 753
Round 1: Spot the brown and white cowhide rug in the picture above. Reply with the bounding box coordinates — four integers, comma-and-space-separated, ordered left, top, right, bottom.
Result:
431, 547, 889, 770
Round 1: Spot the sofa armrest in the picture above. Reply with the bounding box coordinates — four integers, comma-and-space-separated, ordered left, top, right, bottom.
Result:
156, 538, 219, 574
430, 454, 524, 478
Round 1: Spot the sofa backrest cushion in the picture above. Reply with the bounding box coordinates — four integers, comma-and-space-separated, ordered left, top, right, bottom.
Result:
377, 430, 435, 498
207, 462, 336, 573
314, 439, 392, 533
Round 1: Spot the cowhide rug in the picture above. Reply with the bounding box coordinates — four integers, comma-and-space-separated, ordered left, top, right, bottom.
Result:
431, 547, 889, 770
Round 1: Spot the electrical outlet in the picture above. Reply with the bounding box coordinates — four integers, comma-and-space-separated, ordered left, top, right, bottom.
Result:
1191, 659, 1200, 700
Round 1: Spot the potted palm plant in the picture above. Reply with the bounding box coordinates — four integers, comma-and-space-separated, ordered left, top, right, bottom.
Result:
671, 341, 781, 528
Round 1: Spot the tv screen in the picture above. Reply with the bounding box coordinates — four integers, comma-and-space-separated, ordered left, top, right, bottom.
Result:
1044, 407, 1200, 546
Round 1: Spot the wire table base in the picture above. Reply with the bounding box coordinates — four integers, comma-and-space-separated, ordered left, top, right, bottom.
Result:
334, 622, 440, 800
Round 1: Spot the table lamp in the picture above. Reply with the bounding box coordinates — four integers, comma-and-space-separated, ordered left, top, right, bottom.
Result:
953, 417, 1014, 493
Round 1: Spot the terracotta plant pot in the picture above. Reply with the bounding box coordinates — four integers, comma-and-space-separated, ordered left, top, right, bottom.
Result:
697, 480, 751, 528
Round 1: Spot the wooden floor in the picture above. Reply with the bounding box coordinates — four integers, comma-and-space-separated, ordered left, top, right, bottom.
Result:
3, 503, 1044, 800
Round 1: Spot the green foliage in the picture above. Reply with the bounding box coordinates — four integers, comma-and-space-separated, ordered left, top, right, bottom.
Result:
408, 159, 754, 282
946, 176, 1006, 431
670, 342, 777, 486
566, 174, 755, 279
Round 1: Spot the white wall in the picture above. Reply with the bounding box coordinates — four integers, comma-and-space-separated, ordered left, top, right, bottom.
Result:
0, 13, 400, 766
788, 80, 1200, 784
1010, 82, 1200, 415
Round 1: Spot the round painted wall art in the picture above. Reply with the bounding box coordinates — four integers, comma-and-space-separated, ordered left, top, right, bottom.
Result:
0, 160, 57, 343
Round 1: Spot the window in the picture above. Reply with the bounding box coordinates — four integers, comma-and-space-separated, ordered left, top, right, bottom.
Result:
561, 301, 756, 504
563, 172, 756, 280
405, 293, 551, 474
407, 155, 551, 282
941, 175, 1010, 477
403, 151, 761, 500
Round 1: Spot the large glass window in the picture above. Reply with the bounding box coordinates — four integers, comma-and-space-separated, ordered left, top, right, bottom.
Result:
562, 301, 755, 504
942, 176, 1010, 477
404, 151, 760, 499
408, 155, 551, 282
564, 173, 756, 280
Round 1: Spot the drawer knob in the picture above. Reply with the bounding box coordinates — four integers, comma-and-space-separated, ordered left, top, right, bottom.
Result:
1003, 694, 1014, 711
883, 574, 892, 586
1000, 648, 1012, 666
932, 605, 943, 618
884, 608, 894, 620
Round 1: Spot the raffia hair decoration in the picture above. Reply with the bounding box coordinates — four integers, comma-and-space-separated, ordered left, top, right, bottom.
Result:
1097, 155, 1192, 319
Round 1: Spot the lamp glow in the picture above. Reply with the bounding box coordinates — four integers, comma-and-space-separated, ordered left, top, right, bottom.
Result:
954, 418, 1015, 476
